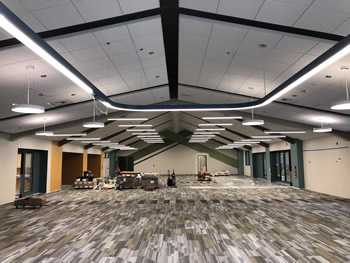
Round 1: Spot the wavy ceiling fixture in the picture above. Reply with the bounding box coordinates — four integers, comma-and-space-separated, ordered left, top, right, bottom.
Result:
1, 3, 350, 112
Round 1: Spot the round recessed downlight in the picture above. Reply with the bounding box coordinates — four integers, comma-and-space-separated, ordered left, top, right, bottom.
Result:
35, 130, 54, 136
82, 121, 104, 128
313, 127, 332, 133
242, 119, 264, 126
12, 104, 45, 114
331, 100, 350, 110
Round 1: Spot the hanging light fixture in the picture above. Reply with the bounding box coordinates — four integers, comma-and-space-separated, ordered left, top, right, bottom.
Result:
12, 65, 45, 114
35, 118, 53, 136
83, 99, 104, 128
242, 87, 264, 126
313, 119, 332, 133
331, 66, 350, 110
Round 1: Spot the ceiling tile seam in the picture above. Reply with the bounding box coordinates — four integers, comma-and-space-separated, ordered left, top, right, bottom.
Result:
252, 0, 267, 21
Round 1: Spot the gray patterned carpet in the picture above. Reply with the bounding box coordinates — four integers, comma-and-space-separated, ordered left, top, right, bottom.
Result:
0, 175, 349, 263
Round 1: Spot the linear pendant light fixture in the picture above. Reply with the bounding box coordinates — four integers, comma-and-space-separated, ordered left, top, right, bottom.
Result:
1, 2, 350, 112
331, 66, 350, 110
83, 99, 104, 128
242, 87, 264, 126
35, 118, 53, 136
12, 65, 45, 114
202, 116, 242, 120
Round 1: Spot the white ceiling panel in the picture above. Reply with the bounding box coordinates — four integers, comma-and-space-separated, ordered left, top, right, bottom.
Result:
179, 16, 213, 36
307, 42, 334, 56
256, 0, 307, 26
179, 56, 204, 67
267, 49, 304, 64
179, 32, 210, 49
179, 0, 219, 13
193, 89, 215, 104
59, 33, 99, 52
118, 0, 159, 14
110, 51, 139, 66
128, 17, 162, 38
70, 46, 106, 63
133, 33, 163, 50
32, 3, 84, 30
102, 39, 135, 56
333, 18, 350, 36
207, 37, 240, 54
151, 86, 170, 103
19, 0, 71, 11
243, 30, 283, 48
141, 56, 166, 68
179, 45, 207, 59
312, 0, 350, 14
72, 0, 122, 22
211, 23, 248, 42
198, 76, 221, 89
217, 0, 264, 19
2, 0, 28, 14
17, 12, 47, 32
294, 7, 349, 33
0, 47, 37, 66
276, 36, 318, 54
134, 90, 155, 105
93, 26, 131, 45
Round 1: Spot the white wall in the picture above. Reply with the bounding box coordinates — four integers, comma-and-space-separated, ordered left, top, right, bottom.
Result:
0, 134, 18, 205
135, 144, 237, 175
252, 142, 290, 153
62, 143, 85, 153
303, 135, 350, 199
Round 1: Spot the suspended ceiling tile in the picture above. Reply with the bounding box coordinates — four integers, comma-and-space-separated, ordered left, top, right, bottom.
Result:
102, 39, 135, 56
207, 37, 240, 54
211, 23, 248, 42
128, 17, 162, 38
70, 46, 106, 63
205, 49, 234, 63
294, 54, 318, 67
32, 3, 84, 30
93, 26, 130, 45
0, 65, 20, 79
243, 29, 283, 48
179, 31, 210, 49
110, 51, 139, 66
134, 90, 155, 105
312, 0, 350, 14
267, 49, 304, 64
118, 0, 159, 14
276, 36, 318, 54
179, 56, 204, 67
0, 47, 37, 66
133, 33, 163, 50
232, 55, 261, 68
179, 45, 207, 59
197, 76, 221, 89
59, 33, 99, 52
307, 42, 334, 56
209, 92, 231, 104
193, 89, 215, 104
115, 62, 142, 74
202, 60, 228, 72
113, 93, 139, 104
72, 0, 122, 22
137, 45, 165, 59
17, 12, 47, 32
333, 18, 350, 36
179, 16, 213, 37
256, 0, 307, 26
19, 0, 71, 11
141, 56, 166, 68
217, 80, 243, 93
217, 0, 264, 19
2, 0, 28, 14
294, 7, 349, 33
179, 0, 219, 13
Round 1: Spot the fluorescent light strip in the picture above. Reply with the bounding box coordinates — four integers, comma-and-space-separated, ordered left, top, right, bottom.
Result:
119, 124, 152, 127
50, 133, 87, 137
198, 123, 232, 126
202, 117, 242, 120
67, 137, 100, 141
251, 135, 286, 139
241, 139, 272, 142
193, 132, 220, 135
196, 128, 226, 131
137, 135, 161, 138
0, 12, 93, 95
108, 118, 148, 121
132, 133, 158, 135
191, 135, 216, 137
81, 141, 108, 143
264, 130, 306, 134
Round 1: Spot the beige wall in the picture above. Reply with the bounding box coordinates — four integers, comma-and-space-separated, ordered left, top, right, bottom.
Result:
50, 141, 62, 192
135, 144, 237, 175
243, 150, 251, 176
252, 142, 290, 153
0, 134, 18, 205
303, 135, 350, 199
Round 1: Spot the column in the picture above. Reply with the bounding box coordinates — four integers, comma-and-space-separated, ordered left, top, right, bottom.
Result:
291, 139, 305, 188
237, 149, 244, 175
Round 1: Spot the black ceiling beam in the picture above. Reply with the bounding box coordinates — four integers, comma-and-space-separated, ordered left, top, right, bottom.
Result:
86, 112, 170, 149
57, 120, 114, 146
160, 0, 179, 99
179, 8, 344, 42
0, 8, 161, 49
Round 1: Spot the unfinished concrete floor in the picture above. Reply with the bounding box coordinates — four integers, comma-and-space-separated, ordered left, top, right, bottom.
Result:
0, 175, 349, 263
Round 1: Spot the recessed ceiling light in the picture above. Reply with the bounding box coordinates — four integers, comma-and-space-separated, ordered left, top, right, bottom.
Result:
148, 51, 154, 55
325, 75, 332, 78
71, 93, 76, 96
155, 75, 160, 78
300, 89, 308, 93
40, 74, 47, 78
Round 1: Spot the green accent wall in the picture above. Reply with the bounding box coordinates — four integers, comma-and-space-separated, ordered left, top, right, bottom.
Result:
130, 130, 237, 168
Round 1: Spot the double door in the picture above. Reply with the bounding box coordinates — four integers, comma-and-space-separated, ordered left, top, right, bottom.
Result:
275, 151, 291, 182
16, 151, 34, 197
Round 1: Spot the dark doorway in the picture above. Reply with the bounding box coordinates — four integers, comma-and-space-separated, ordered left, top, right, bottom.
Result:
118, 156, 134, 171
17, 149, 48, 197
252, 153, 266, 178
88, 154, 101, 177
274, 151, 291, 182
62, 152, 83, 185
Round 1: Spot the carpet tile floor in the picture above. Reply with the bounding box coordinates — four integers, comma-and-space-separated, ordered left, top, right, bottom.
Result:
0, 175, 349, 263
